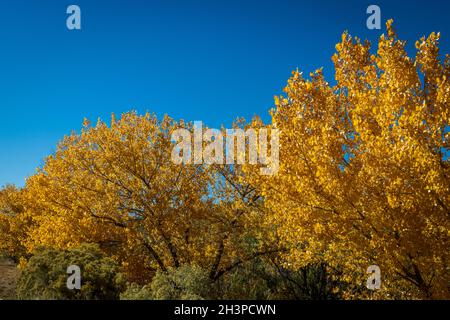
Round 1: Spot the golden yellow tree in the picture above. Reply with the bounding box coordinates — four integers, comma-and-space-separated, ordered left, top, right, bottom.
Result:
24, 112, 274, 283
0, 185, 30, 261
244, 20, 449, 299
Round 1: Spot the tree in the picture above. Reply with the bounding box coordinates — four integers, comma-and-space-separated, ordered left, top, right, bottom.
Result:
24, 113, 210, 281
23, 112, 275, 283
0, 185, 30, 262
243, 20, 449, 299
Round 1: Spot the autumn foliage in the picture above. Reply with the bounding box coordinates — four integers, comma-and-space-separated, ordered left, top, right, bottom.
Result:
244, 20, 449, 299
0, 21, 448, 299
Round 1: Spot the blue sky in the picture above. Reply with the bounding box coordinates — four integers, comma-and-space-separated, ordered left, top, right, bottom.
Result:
0, 0, 449, 186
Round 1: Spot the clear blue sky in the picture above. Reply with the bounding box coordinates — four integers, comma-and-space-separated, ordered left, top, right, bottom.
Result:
0, 0, 449, 186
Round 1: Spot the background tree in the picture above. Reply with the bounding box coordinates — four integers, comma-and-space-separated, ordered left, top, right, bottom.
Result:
0, 185, 30, 262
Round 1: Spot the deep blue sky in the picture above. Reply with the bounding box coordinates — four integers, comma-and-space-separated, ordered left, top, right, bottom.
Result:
0, 0, 449, 186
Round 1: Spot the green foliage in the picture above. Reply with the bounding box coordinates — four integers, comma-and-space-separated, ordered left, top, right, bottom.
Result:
120, 283, 153, 300
150, 264, 212, 300
217, 258, 344, 300
120, 260, 345, 300
16, 243, 125, 300
268, 262, 345, 300
121, 264, 213, 300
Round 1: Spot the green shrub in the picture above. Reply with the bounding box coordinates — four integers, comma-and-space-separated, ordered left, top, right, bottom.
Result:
150, 264, 213, 300
216, 258, 345, 300
16, 243, 125, 300
121, 264, 213, 300
120, 261, 345, 300
120, 283, 153, 300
